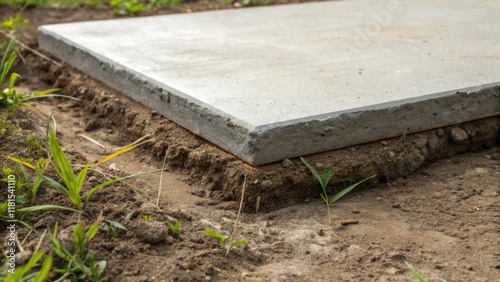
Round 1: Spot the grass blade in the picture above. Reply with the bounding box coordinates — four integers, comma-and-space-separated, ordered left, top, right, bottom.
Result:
93, 143, 140, 168
49, 131, 76, 188
329, 174, 376, 204
44, 176, 70, 198
201, 229, 227, 246
405, 261, 426, 282
229, 239, 247, 248
18, 204, 78, 213
300, 157, 323, 185
34, 253, 52, 282
321, 169, 334, 188
4, 155, 35, 169
1, 52, 16, 85
5, 250, 43, 282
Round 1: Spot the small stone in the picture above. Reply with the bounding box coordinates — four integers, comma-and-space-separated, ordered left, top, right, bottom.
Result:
281, 159, 293, 168
391, 203, 401, 208
88, 176, 97, 182
413, 136, 427, 148
390, 252, 405, 261
381, 141, 389, 146
107, 128, 113, 134
233, 2, 243, 8
132, 221, 168, 244
450, 128, 468, 142
204, 276, 212, 281
177, 210, 193, 221
433, 260, 446, 270
108, 163, 118, 171
388, 151, 396, 158
181, 261, 195, 270
16, 250, 33, 265
495, 264, 500, 269
436, 128, 445, 137
315, 162, 323, 169
484, 155, 491, 160
304, 198, 310, 203
460, 193, 471, 200
34, 215, 56, 229
151, 111, 158, 117
466, 265, 474, 271
261, 180, 273, 188
352, 210, 360, 214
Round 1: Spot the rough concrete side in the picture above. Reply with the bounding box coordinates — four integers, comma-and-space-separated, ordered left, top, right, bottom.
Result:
253, 88, 500, 164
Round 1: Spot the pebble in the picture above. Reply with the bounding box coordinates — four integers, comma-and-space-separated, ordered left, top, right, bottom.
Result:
466, 265, 474, 271
391, 203, 401, 209
133, 221, 167, 244
413, 136, 428, 148
381, 141, 389, 146
304, 198, 310, 203
281, 159, 293, 168
34, 215, 56, 229
450, 128, 469, 142
389, 252, 405, 261
261, 180, 273, 188
436, 128, 445, 137
16, 250, 33, 265
108, 163, 118, 171
352, 210, 360, 214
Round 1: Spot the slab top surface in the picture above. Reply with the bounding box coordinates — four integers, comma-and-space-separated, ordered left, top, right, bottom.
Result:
39, 0, 500, 164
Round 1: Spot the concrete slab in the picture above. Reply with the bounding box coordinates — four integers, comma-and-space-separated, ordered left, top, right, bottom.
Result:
38, 0, 500, 165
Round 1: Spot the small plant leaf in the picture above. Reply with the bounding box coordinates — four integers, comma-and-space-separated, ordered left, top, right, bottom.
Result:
49, 131, 76, 189
1, 52, 16, 85
44, 176, 70, 197
4, 155, 36, 169
230, 239, 247, 248
108, 220, 127, 230
404, 261, 426, 282
93, 143, 140, 168
329, 174, 377, 205
5, 250, 43, 282
18, 205, 78, 213
34, 253, 53, 282
321, 169, 334, 189
300, 157, 324, 186
201, 229, 227, 246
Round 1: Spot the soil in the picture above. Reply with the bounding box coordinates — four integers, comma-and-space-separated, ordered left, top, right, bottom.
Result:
1, 3, 500, 282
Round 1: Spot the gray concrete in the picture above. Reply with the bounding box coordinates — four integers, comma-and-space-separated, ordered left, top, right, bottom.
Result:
38, 0, 500, 165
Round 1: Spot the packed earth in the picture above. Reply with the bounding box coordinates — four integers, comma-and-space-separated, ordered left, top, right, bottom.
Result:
1, 2, 499, 282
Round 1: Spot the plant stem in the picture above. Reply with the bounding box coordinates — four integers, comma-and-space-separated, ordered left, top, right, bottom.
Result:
327, 202, 332, 225
226, 174, 246, 256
